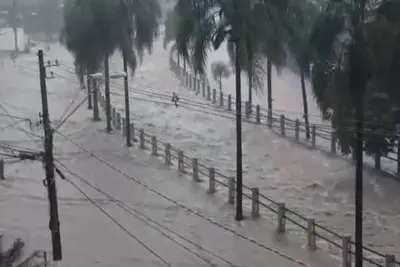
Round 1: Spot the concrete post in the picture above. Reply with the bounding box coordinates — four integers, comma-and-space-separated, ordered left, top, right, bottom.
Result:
192, 158, 199, 182
385, 255, 396, 267
139, 129, 145, 149
295, 119, 300, 141
256, 105, 261, 124
331, 130, 337, 154
189, 75, 192, 88
280, 115, 285, 136
207, 86, 211, 101
251, 187, 259, 218
193, 77, 197, 91
197, 80, 201, 93
245, 101, 250, 119
122, 118, 126, 136
341, 235, 351, 267
268, 109, 273, 128
208, 167, 216, 194
307, 218, 317, 250
277, 202, 286, 233
0, 159, 4, 180
228, 95, 232, 111
116, 113, 121, 130
0, 232, 4, 267
178, 150, 184, 173
219, 91, 224, 106
212, 89, 217, 104
227, 177, 235, 204
112, 108, 116, 126
312, 124, 316, 148
165, 143, 171, 165
151, 136, 157, 155
129, 123, 135, 142
202, 82, 206, 98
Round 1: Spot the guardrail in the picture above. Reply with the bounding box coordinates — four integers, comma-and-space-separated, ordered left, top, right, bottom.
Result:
96, 86, 399, 267
168, 55, 400, 175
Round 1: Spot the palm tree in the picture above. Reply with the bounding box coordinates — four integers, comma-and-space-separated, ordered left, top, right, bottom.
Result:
164, 9, 187, 71
211, 60, 230, 91
173, 0, 293, 221
0, 238, 24, 266
8, 0, 19, 52
61, 0, 160, 125
286, 0, 320, 139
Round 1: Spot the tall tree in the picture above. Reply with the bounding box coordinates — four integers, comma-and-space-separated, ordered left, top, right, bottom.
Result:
211, 60, 230, 91
61, 0, 160, 112
8, 0, 19, 52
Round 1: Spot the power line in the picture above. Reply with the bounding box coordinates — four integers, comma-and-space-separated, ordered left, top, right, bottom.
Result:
52, 164, 173, 267
55, 160, 238, 267
54, 129, 311, 267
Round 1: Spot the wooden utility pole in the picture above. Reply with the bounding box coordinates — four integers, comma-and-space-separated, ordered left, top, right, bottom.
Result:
38, 49, 62, 261
123, 54, 132, 147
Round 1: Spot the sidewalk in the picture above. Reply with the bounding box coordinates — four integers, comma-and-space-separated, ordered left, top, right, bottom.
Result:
0, 45, 338, 266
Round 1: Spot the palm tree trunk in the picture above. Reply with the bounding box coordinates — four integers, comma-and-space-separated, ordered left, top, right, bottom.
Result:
300, 67, 310, 139
13, 27, 18, 52
267, 60, 272, 112
177, 53, 180, 67
92, 78, 100, 121
87, 72, 92, 109
104, 56, 112, 133
183, 59, 186, 71
248, 72, 252, 106
219, 77, 222, 91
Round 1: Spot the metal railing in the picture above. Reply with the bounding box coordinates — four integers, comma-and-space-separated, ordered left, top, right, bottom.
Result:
98, 82, 399, 267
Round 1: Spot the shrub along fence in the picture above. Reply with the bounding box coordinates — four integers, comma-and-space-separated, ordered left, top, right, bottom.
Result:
96, 87, 398, 267
168, 56, 400, 175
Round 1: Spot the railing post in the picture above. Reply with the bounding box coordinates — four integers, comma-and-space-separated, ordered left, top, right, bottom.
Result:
0, 232, 4, 267
151, 136, 157, 155
227, 177, 235, 204
197, 80, 201, 94
277, 203, 286, 233
280, 115, 285, 136
212, 89, 217, 104
122, 118, 127, 136
219, 91, 224, 106
202, 82, 206, 98
385, 254, 396, 267
185, 72, 188, 86
116, 113, 121, 130
341, 235, 351, 267
139, 129, 145, 149
129, 123, 135, 142
112, 108, 116, 126
331, 130, 337, 154
165, 143, 171, 165
268, 109, 273, 128
312, 124, 316, 148
307, 218, 317, 250
245, 101, 250, 119
207, 86, 211, 101
251, 187, 259, 218
295, 119, 300, 141
178, 150, 184, 173
189, 74, 192, 88
208, 168, 216, 194
193, 77, 197, 91
0, 159, 4, 180
256, 105, 261, 124
228, 95, 232, 111
192, 158, 199, 182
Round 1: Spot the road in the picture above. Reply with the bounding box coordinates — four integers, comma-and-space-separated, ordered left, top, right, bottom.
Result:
0, 43, 337, 266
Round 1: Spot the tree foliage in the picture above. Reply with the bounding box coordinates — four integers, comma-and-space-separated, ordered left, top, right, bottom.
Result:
60, 0, 161, 75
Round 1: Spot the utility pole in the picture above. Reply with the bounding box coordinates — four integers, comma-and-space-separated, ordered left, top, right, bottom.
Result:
92, 77, 100, 121
38, 49, 62, 261
351, 1, 367, 267
86, 72, 92, 110
123, 54, 132, 147
233, 0, 243, 221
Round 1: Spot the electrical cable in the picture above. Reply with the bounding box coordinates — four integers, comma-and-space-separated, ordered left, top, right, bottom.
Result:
53, 166, 174, 267
54, 129, 311, 267
55, 160, 238, 267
